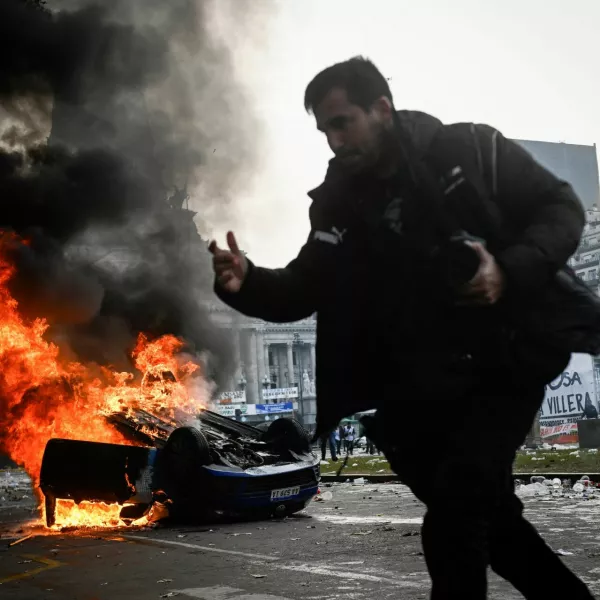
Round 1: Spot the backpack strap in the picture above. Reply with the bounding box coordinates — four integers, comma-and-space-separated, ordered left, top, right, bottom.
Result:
419, 124, 509, 252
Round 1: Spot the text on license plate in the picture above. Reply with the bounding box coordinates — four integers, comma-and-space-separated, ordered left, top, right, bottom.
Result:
270, 486, 300, 501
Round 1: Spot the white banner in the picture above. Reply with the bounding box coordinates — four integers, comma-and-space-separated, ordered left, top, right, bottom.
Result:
212, 403, 256, 417
262, 387, 299, 401
216, 390, 246, 404
540, 353, 598, 434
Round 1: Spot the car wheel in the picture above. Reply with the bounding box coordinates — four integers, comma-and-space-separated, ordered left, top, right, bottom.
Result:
261, 418, 311, 454
161, 427, 211, 493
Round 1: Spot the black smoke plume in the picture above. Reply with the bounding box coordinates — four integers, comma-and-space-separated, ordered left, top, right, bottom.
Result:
0, 0, 266, 386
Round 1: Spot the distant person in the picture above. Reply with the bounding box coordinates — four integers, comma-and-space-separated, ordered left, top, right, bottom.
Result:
210, 56, 595, 598
366, 436, 379, 455
320, 430, 338, 462
334, 426, 342, 455
343, 423, 356, 455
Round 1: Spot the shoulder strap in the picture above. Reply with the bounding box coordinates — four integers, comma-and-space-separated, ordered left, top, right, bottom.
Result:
420, 124, 509, 251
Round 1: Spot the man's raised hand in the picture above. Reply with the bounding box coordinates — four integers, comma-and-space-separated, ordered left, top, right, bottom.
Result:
209, 231, 248, 293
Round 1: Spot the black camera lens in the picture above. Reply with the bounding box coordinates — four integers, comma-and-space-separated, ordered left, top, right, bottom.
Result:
442, 239, 481, 287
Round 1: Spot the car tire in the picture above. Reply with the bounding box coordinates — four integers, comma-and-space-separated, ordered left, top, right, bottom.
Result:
261, 418, 311, 454
160, 427, 211, 494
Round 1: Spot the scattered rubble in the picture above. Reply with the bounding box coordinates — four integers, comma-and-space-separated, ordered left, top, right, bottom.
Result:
0, 469, 34, 505
315, 491, 333, 502
516, 476, 599, 500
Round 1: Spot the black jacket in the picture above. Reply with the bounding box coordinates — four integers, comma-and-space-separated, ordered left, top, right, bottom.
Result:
216, 111, 585, 435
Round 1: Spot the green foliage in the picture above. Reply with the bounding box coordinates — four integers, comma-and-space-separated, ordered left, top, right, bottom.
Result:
319, 449, 600, 476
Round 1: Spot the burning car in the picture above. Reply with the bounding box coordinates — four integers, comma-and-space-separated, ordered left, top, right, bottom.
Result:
40, 410, 320, 528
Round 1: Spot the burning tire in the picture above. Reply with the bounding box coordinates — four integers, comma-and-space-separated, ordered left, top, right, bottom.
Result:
261, 418, 310, 454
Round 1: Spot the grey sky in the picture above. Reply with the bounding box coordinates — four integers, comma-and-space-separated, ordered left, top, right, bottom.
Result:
210, 0, 599, 267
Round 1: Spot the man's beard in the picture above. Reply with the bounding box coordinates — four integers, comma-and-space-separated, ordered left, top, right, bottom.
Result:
335, 125, 396, 177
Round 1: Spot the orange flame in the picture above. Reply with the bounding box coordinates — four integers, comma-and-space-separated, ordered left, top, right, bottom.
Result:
0, 233, 208, 528
49, 500, 142, 529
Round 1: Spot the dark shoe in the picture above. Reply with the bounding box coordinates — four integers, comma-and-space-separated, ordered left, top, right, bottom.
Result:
332, 457, 339, 462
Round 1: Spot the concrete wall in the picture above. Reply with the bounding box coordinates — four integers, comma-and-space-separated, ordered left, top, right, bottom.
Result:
515, 139, 600, 209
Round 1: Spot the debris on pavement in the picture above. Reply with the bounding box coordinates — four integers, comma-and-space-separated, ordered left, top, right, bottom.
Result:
314, 491, 333, 502
516, 477, 599, 500
251, 574, 267, 578
8, 533, 34, 547
517, 483, 550, 498
0, 469, 34, 509
556, 549, 574, 556
157, 579, 173, 584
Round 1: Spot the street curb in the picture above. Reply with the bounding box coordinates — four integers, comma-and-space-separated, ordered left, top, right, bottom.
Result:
320, 473, 600, 484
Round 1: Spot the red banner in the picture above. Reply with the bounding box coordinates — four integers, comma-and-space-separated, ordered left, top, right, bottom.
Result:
540, 423, 579, 444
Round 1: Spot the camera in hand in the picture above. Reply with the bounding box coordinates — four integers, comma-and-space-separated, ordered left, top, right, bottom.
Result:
435, 231, 485, 289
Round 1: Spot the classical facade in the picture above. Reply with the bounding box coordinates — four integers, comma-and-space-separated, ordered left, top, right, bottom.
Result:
210, 305, 318, 426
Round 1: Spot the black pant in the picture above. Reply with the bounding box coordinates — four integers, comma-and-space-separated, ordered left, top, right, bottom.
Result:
366, 438, 378, 455
320, 432, 337, 461
370, 370, 593, 600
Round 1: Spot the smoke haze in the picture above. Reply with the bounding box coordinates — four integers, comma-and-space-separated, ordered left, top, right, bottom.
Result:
0, 0, 273, 387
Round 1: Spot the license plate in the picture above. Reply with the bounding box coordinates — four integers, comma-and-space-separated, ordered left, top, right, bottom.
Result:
270, 486, 300, 501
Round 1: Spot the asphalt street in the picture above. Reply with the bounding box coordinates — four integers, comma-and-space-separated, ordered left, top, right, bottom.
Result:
2, 472, 600, 600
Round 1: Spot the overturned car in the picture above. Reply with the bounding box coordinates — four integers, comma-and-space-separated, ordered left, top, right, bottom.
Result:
40, 410, 319, 527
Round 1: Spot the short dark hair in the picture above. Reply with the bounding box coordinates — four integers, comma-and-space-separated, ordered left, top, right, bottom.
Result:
304, 56, 393, 114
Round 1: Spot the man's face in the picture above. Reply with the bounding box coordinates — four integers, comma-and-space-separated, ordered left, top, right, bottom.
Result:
314, 87, 392, 175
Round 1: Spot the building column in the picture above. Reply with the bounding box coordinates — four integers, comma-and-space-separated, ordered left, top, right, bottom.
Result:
228, 330, 243, 392
256, 332, 266, 403
310, 343, 316, 381
286, 342, 294, 387
233, 330, 241, 368
245, 330, 258, 404
277, 345, 286, 389
264, 343, 270, 385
